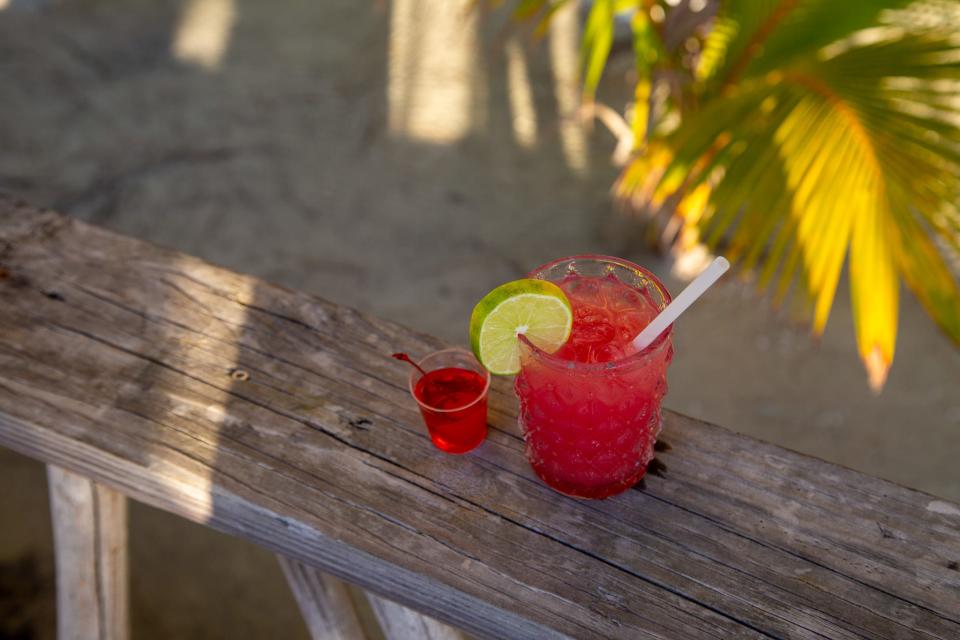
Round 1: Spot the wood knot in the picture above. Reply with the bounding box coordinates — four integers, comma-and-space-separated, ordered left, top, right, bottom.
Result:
43, 290, 65, 301
229, 368, 250, 382
876, 522, 895, 540
348, 417, 372, 430
948, 561, 958, 571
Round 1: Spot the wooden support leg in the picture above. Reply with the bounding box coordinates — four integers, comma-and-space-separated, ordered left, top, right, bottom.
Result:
277, 556, 464, 640
47, 465, 128, 640
277, 556, 366, 640
365, 593, 464, 640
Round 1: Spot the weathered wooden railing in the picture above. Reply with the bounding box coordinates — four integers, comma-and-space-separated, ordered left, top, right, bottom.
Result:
0, 194, 958, 639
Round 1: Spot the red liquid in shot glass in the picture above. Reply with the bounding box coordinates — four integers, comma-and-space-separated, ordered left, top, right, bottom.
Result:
414, 367, 488, 454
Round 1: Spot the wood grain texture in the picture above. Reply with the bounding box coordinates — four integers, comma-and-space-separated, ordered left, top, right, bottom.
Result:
47, 465, 129, 640
366, 593, 465, 640
1, 195, 958, 639
277, 556, 367, 640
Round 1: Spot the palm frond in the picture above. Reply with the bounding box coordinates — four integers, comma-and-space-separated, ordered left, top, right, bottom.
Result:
819, 29, 960, 353
695, 0, 783, 87
696, 0, 915, 91
496, 0, 960, 388
621, 17, 960, 386
739, 0, 915, 79
581, 0, 616, 100
630, 8, 662, 145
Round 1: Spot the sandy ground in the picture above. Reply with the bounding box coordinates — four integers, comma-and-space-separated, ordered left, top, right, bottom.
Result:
1, 1, 958, 638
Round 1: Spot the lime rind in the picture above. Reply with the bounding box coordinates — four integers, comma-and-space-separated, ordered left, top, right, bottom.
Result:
470, 280, 573, 375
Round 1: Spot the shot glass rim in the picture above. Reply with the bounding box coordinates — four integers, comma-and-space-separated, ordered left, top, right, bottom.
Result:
408, 347, 492, 413
521, 254, 674, 372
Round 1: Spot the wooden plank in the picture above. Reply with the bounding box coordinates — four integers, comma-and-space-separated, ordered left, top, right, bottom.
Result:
0, 195, 958, 639
277, 555, 367, 640
366, 593, 465, 640
47, 465, 128, 640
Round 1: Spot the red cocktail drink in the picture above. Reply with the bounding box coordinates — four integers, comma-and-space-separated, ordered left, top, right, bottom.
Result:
406, 348, 491, 454
515, 255, 673, 498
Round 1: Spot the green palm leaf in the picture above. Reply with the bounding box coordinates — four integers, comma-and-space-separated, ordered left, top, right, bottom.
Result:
697, 0, 914, 89
581, 0, 616, 99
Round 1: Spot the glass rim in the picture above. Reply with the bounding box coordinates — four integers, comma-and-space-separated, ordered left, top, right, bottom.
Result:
408, 347, 492, 413
521, 254, 673, 372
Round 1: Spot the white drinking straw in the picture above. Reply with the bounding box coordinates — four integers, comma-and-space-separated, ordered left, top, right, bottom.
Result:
631, 256, 730, 352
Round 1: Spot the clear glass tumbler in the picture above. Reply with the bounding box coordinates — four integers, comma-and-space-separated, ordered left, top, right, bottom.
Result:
515, 255, 673, 498
408, 348, 491, 454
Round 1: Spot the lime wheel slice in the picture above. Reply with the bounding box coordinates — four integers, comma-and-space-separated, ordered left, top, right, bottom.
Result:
469, 279, 572, 375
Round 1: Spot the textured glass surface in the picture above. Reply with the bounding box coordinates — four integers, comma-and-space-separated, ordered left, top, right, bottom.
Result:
515, 256, 673, 499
